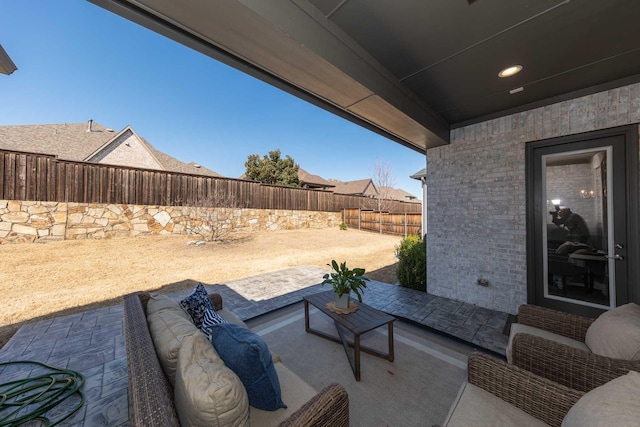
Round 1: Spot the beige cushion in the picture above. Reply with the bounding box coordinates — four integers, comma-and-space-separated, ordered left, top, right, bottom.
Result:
147, 294, 191, 321
175, 333, 250, 427
444, 382, 549, 427
269, 351, 282, 364
248, 364, 317, 426
561, 370, 640, 427
585, 303, 640, 360
147, 305, 201, 385
507, 323, 590, 363
218, 308, 249, 328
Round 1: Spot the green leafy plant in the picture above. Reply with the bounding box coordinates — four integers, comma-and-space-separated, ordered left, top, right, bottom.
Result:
339, 222, 348, 230
321, 260, 369, 301
396, 235, 426, 291
244, 149, 301, 187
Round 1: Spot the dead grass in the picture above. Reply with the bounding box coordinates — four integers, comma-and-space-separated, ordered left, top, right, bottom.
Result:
0, 228, 401, 349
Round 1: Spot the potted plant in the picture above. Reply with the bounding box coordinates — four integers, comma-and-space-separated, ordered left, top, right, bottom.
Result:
321, 260, 369, 309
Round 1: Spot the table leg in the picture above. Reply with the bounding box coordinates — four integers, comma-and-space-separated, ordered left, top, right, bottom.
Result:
304, 300, 310, 332
388, 322, 394, 362
354, 334, 361, 381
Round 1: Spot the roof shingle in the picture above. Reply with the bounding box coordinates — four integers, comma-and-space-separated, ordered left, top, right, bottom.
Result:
298, 168, 335, 188
332, 179, 376, 196
0, 121, 222, 177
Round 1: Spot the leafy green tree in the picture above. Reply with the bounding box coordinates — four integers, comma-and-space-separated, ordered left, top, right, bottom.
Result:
244, 149, 301, 187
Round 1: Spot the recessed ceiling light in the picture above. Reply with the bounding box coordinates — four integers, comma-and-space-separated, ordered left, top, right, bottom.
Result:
498, 65, 523, 78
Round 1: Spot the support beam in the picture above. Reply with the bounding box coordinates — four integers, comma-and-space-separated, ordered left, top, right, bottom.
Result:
89, 0, 450, 152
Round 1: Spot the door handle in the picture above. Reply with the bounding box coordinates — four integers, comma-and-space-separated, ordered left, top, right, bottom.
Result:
605, 254, 625, 261
615, 243, 624, 249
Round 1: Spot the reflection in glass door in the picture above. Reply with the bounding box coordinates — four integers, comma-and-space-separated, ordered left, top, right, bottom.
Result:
542, 148, 614, 309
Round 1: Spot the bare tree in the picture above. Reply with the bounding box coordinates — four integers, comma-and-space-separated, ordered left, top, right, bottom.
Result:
372, 160, 397, 212
173, 192, 248, 243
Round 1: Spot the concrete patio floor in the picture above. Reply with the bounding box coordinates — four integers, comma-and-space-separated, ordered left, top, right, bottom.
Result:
0, 266, 509, 426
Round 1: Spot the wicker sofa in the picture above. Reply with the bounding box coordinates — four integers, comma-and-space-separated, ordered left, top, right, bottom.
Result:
507, 304, 640, 392
123, 291, 349, 426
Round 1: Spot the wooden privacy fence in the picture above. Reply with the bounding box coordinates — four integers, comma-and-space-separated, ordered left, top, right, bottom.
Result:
343, 208, 422, 237
0, 150, 422, 213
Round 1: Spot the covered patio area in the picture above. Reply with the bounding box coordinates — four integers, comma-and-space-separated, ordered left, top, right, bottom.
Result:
88, 0, 640, 318
0, 267, 508, 426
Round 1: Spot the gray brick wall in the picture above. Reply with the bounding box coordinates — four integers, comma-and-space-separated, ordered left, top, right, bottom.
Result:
426, 84, 640, 314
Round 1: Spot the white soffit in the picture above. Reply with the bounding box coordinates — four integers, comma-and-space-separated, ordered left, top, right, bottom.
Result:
0, 44, 17, 75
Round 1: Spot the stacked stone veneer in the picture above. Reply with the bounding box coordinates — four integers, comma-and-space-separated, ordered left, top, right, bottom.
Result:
426, 83, 640, 314
0, 200, 341, 244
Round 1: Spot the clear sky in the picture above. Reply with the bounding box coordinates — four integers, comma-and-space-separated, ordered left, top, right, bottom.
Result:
0, 1, 426, 198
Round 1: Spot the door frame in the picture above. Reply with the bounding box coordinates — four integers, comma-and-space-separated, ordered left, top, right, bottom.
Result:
526, 124, 639, 316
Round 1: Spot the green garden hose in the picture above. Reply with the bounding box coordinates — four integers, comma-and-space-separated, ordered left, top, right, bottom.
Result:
0, 361, 84, 426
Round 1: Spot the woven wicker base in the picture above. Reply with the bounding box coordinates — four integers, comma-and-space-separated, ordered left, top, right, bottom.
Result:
326, 300, 359, 314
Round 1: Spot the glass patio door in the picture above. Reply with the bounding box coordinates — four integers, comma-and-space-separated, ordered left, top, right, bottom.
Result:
542, 146, 616, 309
527, 128, 634, 317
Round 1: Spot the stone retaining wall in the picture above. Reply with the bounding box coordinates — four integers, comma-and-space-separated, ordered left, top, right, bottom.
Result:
0, 200, 342, 244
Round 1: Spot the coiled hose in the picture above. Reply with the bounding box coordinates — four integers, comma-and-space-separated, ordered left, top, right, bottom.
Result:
0, 360, 84, 426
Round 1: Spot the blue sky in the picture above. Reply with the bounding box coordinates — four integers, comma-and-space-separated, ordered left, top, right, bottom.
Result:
0, 1, 426, 197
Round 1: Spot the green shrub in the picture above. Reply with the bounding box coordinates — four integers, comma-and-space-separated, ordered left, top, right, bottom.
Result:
396, 235, 426, 291
339, 222, 348, 230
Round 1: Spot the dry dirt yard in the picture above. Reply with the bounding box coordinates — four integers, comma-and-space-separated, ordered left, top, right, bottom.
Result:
0, 228, 401, 349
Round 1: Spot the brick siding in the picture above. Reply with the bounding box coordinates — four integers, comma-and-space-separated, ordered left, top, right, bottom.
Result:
426, 83, 640, 314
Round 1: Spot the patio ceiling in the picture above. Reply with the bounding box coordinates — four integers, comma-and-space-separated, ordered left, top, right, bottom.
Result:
89, 0, 640, 154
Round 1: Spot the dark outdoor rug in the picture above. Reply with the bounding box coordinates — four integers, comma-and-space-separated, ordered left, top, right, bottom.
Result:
250, 306, 468, 427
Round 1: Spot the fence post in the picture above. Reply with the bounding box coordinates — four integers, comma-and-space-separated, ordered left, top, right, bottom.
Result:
358, 208, 361, 230
379, 210, 382, 234
404, 212, 407, 238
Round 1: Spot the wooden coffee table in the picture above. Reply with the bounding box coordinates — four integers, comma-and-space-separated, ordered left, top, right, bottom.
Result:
304, 291, 396, 381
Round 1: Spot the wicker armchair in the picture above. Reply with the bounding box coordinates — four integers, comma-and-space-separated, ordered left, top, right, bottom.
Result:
442, 352, 584, 427
510, 304, 640, 392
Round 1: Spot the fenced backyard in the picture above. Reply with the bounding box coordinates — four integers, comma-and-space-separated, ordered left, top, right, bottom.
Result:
343, 208, 422, 237
0, 149, 421, 214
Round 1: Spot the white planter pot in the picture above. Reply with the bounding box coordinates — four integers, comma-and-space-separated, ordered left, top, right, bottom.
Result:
334, 292, 350, 309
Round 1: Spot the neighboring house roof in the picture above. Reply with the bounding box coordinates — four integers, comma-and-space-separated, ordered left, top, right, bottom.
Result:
145, 141, 221, 177
0, 121, 221, 177
298, 168, 335, 189
332, 179, 377, 196
410, 167, 427, 180
0, 122, 115, 161
239, 167, 335, 189
378, 186, 420, 203
331, 179, 418, 202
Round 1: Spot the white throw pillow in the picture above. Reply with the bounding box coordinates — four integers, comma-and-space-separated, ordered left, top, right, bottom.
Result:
585, 303, 640, 360
562, 370, 640, 427
174, 333, 250, 427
